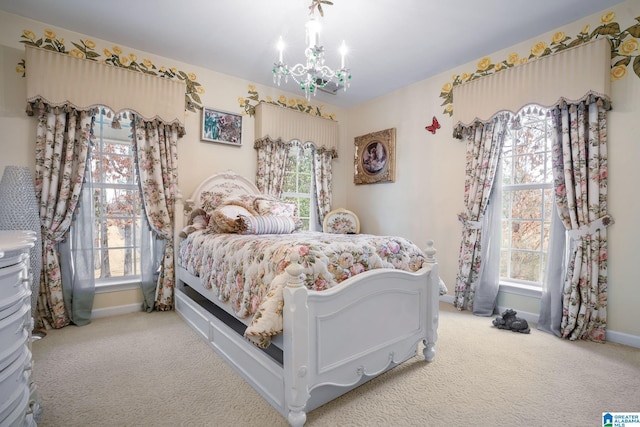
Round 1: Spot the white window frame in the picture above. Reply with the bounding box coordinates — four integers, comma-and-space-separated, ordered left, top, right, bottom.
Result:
499, 108, 553, 296
281, 142, 319, 231
91, 109, 146, 288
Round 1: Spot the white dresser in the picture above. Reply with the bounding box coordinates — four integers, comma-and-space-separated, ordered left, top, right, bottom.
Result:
0, 230, 40, 426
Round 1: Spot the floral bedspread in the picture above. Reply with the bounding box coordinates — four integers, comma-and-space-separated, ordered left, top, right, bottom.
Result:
178, 230, 428, 347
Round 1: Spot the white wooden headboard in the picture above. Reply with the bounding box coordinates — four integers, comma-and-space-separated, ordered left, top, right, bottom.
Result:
186, 170, 260, 210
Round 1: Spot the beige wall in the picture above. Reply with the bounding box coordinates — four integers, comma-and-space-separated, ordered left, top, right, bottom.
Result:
1, 2, 638, 338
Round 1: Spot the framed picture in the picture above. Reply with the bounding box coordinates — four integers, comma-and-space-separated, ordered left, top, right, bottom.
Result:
201, 107, 242, 145
354, 128, 396, 184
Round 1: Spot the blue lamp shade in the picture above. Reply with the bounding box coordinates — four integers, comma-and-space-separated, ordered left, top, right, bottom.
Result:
0, 166, 42, 320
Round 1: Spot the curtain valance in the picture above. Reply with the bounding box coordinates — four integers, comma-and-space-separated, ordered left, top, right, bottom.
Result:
452, 37, 611, 132
24, 45, 186, 129
254, 102, 339, 153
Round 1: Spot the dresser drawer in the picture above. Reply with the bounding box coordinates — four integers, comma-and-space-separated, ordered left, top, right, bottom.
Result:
0, 290, 30, 323
0, 303, 30, 352
0, 382, 30, 424
0, 262, 28, 304
0, 327, 28, 372
0, 347, 30, 409
0, 384, 31, 427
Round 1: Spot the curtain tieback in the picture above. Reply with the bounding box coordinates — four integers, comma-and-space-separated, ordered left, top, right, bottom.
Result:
458, 214, 483, 230
567, 214, 614, 240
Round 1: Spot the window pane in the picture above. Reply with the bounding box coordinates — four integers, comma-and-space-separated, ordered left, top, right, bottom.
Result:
544, 188, 553, 219
511, 220, 542, 250
106, 189, 142, 216
298, 197, 310, 218
95, 248, 139, 278
513, 154, 547, 184
511, 189, 543, 219
501, 220, 511, 247
502, 190, 512, 218
509, 250, 541, 282
502, 156, 513, 185
298, 172, 311, 193
284, 172, 296, 192
500, 250, 509, 278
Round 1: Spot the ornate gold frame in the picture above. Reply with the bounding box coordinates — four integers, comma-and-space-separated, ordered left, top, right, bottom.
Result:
354, 128, 396, 184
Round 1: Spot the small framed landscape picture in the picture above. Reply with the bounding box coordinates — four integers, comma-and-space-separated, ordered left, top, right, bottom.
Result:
201, 107, 242, 146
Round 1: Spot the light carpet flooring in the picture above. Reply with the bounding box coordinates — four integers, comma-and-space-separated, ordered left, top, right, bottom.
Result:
31, 302, 640, 427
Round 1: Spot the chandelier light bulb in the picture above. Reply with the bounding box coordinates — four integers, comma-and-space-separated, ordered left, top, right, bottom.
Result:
305, 17, 321, 48
339, 40, 347, 69
277, 36, 284, 63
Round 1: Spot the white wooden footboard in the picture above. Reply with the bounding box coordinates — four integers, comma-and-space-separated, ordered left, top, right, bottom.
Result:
282, 247, 439, 426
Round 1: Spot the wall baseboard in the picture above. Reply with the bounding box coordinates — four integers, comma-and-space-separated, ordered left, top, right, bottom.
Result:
605, 330, 640, 349
91, 303, 141, 319
439, 295, 640, 349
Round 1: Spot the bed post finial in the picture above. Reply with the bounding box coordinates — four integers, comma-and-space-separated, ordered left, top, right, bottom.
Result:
424, 240, 436, 263
285, 260, 305, 288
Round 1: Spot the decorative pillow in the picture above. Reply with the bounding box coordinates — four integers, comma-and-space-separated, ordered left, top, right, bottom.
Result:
325, 212, 357, 234
254, 196, 302, 230
255, 197, 297, 217
237, 215, 296, 235
199, 191, 229, 216
208, 203, 256, 234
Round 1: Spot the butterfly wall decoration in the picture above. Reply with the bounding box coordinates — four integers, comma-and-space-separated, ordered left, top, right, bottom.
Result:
425, 116, 440, 134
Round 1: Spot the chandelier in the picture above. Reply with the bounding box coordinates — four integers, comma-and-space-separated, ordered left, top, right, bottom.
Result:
272, 0, 351, 100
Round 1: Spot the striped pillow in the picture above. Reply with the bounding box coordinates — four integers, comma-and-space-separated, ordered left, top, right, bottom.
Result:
238, 215, 296, 235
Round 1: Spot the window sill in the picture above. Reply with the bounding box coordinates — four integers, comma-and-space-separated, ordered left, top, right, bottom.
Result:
95, 278, 141, 294
499, 281, 543, 299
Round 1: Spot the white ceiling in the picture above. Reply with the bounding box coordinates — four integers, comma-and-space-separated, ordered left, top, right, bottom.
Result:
0, 0, 623, 108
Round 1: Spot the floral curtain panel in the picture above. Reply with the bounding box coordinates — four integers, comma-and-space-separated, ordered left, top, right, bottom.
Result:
550, 97, 612, 342
254, 136, 290, 196
133, 118, 180, 311
312, 147, 337, 223
453, 114, 509, 312
33, 104, 94, 329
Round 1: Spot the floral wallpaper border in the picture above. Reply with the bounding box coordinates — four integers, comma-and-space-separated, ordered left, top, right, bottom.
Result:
440, 11, 640, 116
238, 85, 337, 121
16, 29, 204, 113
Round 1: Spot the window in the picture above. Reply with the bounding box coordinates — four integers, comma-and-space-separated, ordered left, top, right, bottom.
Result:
499, 107, 553, 288
282, 142, 317, 231
89, 108, 146, 282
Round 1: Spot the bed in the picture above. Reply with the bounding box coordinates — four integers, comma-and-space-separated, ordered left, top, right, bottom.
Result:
173, 170, 441, 426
